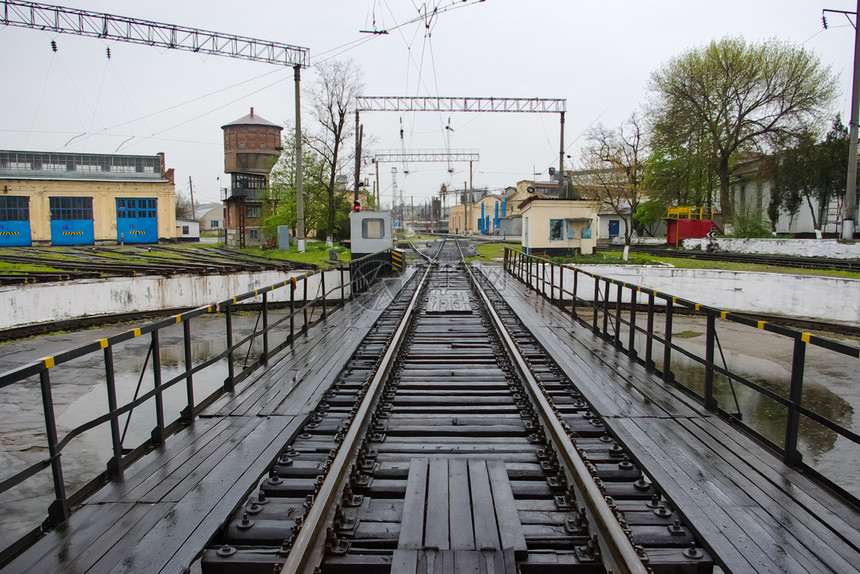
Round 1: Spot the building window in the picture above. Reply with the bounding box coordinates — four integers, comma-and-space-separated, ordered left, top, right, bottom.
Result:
182, 226, 190, 235
249, 229, 260, 240
549, 218, 564, 241
210, 220, 219, 228
247, 205, 262, 218
233, 173, 266, 189
362, 218, 385, 239
0, 196, 29, 222
117, 198, 157, 218
49, 197, 93, 221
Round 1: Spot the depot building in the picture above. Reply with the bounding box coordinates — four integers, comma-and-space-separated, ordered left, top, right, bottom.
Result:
0, 150, 176, 246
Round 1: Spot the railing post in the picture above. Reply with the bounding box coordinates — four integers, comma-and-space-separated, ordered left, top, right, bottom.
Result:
224, 306, 235, 392
550, 263, 555, 304
592, 278, 600, 334
302, 274, 309, 332
602, 281, 611, 338
662, 298, 674, 383
784, 338, 806, 467
704, 314, 718, 411
614, 282, 623, 349
151, 330, 164, 445
262, 292, 269, 366
39, 368, 69, 525
645, 292, 655, 370
321, 271, 327, 319
340, 266, 346, 303
182, 319, 195, 422
627, 285, 637, 360
290, 280, 296, 345
572, 268, 578, 319
103, 346, 123, 479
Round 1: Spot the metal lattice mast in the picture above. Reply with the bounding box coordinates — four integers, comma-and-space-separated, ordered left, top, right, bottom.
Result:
3, 0, 312, 249
1, 1, 309, 66
355, 97, 568, 209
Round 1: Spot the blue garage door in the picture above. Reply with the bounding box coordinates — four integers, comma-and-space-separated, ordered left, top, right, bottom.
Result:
117, 198, 158, 243
50, 197, 94, 245
0, 196, 32, 246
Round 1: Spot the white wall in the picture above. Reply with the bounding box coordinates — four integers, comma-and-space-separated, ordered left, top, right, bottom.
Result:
0, 269, 350, 330
681, 237, 860, 259
511, 263, 860, 326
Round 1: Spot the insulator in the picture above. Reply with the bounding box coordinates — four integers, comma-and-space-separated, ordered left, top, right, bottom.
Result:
50, 40, 57, 52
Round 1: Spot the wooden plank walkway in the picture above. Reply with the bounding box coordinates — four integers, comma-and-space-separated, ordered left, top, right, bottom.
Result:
479, 264, 860, 574
1, 270, 414, 574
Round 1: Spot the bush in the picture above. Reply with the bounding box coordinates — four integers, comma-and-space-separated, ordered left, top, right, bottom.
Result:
729, 206, 772, 238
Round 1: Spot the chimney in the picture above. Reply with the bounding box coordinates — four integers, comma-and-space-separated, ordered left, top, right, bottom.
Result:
250, 107, 254, 118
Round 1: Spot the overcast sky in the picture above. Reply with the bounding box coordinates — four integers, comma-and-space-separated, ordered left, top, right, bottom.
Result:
1, 0, 856, 208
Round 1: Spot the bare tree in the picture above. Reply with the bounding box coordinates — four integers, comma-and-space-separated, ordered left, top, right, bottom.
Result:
574, 114, 647, 246
304, 59, 363, 245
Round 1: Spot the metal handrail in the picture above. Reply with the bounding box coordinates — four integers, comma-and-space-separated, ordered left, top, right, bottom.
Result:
503, 247, 860, 504
0, 250, 394, 549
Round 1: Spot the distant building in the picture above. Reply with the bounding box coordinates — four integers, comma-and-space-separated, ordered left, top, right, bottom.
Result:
197, 202, 225, 237
0, 150, 176, 246
222, 108, 282, 247
449, 194, 505, 234
520, 197, 599, 255
175, 218, 200, 242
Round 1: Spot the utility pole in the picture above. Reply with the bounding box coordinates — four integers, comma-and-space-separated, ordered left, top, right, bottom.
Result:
845, 0, 860, 239
188, 176, 196, 219
559, 111, 566, 196
354, 110, 361, 209
294, 65, 306, 252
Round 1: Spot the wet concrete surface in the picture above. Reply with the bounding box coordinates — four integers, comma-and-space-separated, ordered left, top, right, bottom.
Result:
0, 311, 293, 551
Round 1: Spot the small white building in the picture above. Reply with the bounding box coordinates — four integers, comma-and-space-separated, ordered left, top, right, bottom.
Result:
175, 218, 200, 242
520, 197, 599, 255
197, 202, 225, 235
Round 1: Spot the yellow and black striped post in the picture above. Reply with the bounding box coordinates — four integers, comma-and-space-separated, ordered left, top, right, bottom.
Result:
390, 248, 405, 273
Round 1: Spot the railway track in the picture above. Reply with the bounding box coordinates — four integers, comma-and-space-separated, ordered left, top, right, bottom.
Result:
201, 240, 713, 573
603, 243, 860, 272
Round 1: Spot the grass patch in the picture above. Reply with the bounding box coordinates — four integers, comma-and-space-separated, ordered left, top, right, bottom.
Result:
238, 241, 351, 267
464, 242, 506, 262
0, 261, 64, 273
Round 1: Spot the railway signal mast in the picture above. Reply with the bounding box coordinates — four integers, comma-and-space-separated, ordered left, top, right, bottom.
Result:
1, 0, 313, 250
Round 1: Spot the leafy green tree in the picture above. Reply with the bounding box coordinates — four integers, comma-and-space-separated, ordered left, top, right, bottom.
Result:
648, 37, 837, 220
644, 127, 715, 210
264, 134, 330, 240
768, 116, 848, 234
632, 200, 664, 237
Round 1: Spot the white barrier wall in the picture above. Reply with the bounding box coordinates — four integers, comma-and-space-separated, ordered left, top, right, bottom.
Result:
680, 237, 860, 259
0, 269, 350, 330
509, 264, 860, 326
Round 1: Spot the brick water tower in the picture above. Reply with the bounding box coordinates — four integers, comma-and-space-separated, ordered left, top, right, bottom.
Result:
222, 107, 282, 247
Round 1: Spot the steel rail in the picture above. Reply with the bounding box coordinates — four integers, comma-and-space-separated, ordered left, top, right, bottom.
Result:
281, 248, 438, 573
457, 240, 649, 574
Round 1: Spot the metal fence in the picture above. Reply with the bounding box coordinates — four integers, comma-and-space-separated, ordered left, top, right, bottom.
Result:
504, 247, 860, 503
0, 250, 396, 551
